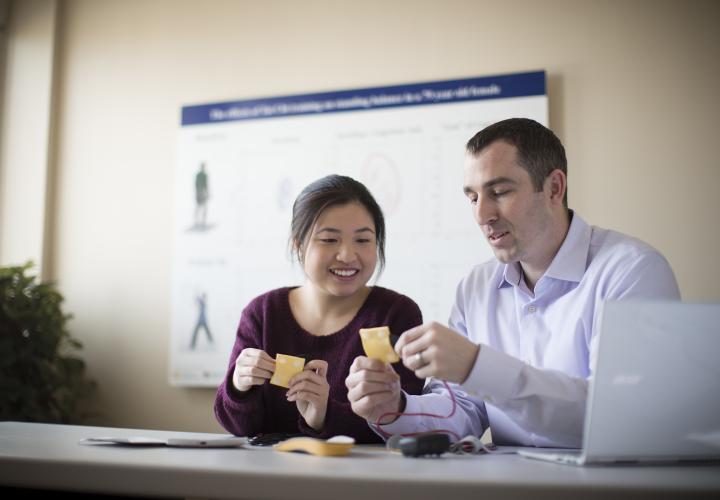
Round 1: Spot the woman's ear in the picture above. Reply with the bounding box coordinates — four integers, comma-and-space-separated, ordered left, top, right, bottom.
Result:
293, 239, 304, 263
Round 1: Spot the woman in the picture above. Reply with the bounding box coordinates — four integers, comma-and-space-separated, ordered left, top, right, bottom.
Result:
214, 174, 424, 443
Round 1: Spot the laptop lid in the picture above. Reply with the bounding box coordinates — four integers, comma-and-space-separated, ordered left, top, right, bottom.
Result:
582, 301, 720, 463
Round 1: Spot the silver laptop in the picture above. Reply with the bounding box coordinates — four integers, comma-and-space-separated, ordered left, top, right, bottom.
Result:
519, 300, 720, 465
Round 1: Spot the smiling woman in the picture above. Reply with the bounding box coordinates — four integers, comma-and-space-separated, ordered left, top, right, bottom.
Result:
295, 202, 378, 307
213, 175, 425, 443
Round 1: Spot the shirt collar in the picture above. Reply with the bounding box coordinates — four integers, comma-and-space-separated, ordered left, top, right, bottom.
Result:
496, 210, 592, 289
498, 262, 522, 289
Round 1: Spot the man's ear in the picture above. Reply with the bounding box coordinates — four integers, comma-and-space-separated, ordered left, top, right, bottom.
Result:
546, 169, 567, 205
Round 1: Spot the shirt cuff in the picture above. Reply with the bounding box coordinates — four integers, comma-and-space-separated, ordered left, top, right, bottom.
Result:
462, 343, 524, 401
370, 391, 452, 437
374, 391, 415, 435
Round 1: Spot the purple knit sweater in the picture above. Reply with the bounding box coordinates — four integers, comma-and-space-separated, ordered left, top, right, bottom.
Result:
214, 286, 424, 443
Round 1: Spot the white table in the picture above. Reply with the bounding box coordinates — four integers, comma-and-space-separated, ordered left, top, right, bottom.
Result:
1, 422, 719, 499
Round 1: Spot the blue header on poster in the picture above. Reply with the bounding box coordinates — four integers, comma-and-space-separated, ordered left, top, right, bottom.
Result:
181, 71, 545, 126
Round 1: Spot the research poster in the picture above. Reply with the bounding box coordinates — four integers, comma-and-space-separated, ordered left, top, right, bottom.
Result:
170, 70, 548, 386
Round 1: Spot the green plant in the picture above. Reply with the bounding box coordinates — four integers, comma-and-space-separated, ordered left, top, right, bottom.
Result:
0, 262, 95, 423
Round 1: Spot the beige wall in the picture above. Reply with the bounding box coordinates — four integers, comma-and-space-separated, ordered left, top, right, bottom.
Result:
2, 0, 718, 432
0, 0, 57, 277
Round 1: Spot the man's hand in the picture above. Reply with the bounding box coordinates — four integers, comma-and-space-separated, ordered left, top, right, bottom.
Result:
345, 356, 403, 425
232, 348, 276, 392
395, 321, 480, 383
287, 360, 330, 431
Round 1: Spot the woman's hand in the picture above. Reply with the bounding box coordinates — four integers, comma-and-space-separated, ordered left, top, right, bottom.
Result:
232, 348, 276, 392
286, 360, 330, 431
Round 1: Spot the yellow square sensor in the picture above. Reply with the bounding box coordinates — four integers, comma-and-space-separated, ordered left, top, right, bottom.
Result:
359, 326, 399, 363
270, 354, 305, 388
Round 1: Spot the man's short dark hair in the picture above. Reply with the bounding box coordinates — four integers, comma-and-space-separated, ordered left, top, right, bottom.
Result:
466, 118, 568, 207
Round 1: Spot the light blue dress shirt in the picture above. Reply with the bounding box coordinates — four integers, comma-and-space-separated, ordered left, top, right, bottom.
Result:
379, 212, 681, 447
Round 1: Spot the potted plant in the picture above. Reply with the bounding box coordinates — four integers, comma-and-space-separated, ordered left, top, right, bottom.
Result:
0, 262, 95, 423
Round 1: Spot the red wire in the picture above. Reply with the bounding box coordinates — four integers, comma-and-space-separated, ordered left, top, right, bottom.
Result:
373, 380, 461, 442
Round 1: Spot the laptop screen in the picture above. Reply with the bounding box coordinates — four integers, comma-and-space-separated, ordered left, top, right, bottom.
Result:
583, 301, 720, 462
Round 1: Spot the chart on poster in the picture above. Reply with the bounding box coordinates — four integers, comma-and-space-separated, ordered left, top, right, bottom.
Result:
170, 70, 548, 386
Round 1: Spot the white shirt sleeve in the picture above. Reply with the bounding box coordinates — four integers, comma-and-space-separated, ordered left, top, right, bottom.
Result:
462, 344, 588, 447
372, 379, 488, 439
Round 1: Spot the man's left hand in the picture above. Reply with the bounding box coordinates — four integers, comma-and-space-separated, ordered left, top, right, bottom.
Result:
395, 321, 480, 383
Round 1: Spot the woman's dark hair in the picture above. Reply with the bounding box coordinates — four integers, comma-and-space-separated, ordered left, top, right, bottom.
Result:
290, 174, 386, 275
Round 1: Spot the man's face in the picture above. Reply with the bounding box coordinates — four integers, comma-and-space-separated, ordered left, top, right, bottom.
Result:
463, 141, 557, 270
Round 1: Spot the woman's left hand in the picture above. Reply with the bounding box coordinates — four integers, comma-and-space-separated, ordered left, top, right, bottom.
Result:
287, 360, 330, 431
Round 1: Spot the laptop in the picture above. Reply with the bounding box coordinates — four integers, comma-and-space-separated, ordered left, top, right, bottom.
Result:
519, 300, 720, 465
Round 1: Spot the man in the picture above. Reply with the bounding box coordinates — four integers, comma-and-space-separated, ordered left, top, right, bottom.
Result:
345, 118, 680, 447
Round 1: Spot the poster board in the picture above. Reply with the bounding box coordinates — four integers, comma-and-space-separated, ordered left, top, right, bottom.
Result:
170, 70, 547, 386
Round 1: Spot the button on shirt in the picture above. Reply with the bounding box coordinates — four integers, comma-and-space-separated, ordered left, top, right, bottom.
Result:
378, 212, 680, 447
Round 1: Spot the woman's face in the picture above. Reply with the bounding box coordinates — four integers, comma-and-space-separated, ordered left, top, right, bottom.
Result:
299, 202, 377, 299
